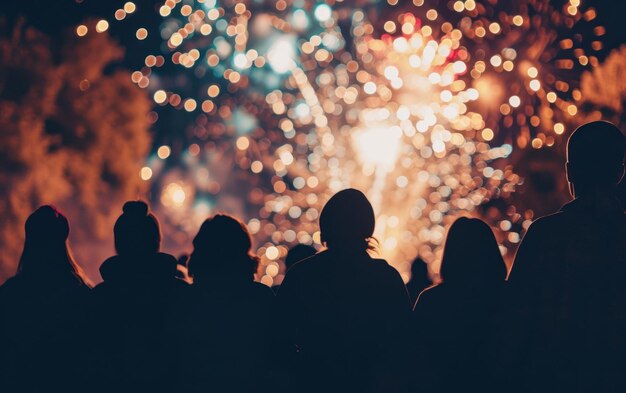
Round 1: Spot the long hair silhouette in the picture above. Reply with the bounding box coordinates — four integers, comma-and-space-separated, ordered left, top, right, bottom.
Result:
17, 205, 90, 286
440, 217, 506, 285
188, 214, 259, 283
414, 217, 507, 393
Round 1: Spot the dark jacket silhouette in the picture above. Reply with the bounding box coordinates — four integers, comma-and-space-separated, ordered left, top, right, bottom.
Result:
171, 214, 274, 392
506, 121, 626, 392
91, 201, 186, 392
0, 206, 91, 393
414, 217, 507, 393
276, 189, 412, 393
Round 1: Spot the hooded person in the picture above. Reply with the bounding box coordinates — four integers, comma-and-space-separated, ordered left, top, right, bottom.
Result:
275, 188, 412, 393
91, 201, 186, 392
0, 206, 91, 392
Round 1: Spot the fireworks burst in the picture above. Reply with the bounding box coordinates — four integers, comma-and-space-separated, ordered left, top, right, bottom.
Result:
80, 0, 603, 283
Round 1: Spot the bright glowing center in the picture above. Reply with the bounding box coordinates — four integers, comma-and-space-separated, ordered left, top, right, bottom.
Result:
353, 125, 403, 171
267, 37, 296, 74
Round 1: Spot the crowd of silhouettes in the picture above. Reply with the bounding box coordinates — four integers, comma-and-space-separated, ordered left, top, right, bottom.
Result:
0, 120, 625, 393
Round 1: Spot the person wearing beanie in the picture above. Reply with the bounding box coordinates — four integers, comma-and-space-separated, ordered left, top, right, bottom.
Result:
0, 206, 91, 392
275, 189, 412, 393
112, 200, 161, 257
96, 201, 179, 288
91, 201, 186, 392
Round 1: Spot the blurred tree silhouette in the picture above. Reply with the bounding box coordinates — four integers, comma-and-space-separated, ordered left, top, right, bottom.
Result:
0, 20, 151, 282
576, 46, 626, 128
573, 46, 626, 204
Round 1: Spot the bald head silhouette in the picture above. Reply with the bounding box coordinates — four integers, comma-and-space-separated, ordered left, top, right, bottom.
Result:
566, 121, 625, 198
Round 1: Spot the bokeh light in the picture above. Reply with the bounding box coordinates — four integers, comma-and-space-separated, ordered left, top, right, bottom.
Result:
89, 0, 604, 281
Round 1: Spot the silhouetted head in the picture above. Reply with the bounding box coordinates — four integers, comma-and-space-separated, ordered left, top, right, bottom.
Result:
18, 205, 89, 286
188, 214, 258, 284
440, 217, 506, 286
113, 201, 161, 256
566, 121, 625, 198
285, 244, 317, 271
320, 188, 375, 252
409, 257, 431, 287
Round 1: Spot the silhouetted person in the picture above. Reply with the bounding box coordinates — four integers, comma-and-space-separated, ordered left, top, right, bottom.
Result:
91, 201, 186, 392
272, 244, 317, 292
406, 256, 431, 305
276, 189, 412, 393
413, 217, 506, 393
171, 214, 274, 392
507, 121, 626, 392
0, 206, 91, 393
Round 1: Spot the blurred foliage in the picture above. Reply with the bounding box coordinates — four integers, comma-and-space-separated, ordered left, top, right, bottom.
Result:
0, 20, 151, 282
574, 45, 626, 204
576, 45, 626, 129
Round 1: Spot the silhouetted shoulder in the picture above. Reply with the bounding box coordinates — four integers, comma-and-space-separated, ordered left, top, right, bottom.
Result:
412, 284, 445, 313
288, 250, 395, 272
0, 273, 90, 296
284, 250, 404, 287
158, 252, 179, 264
251, 281, 275, 300
521, 212, 560, 241
96, 252, 179, 288
285, 249, 324, 272
369, 257, 402, 275
524, 197, 626, 238
0, 277, 22, 303
415, 284, 441, 304
0, 276, 21, 293
510, 204, 626, 284
509, 213, 563, 278
522, 211, 566, 238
